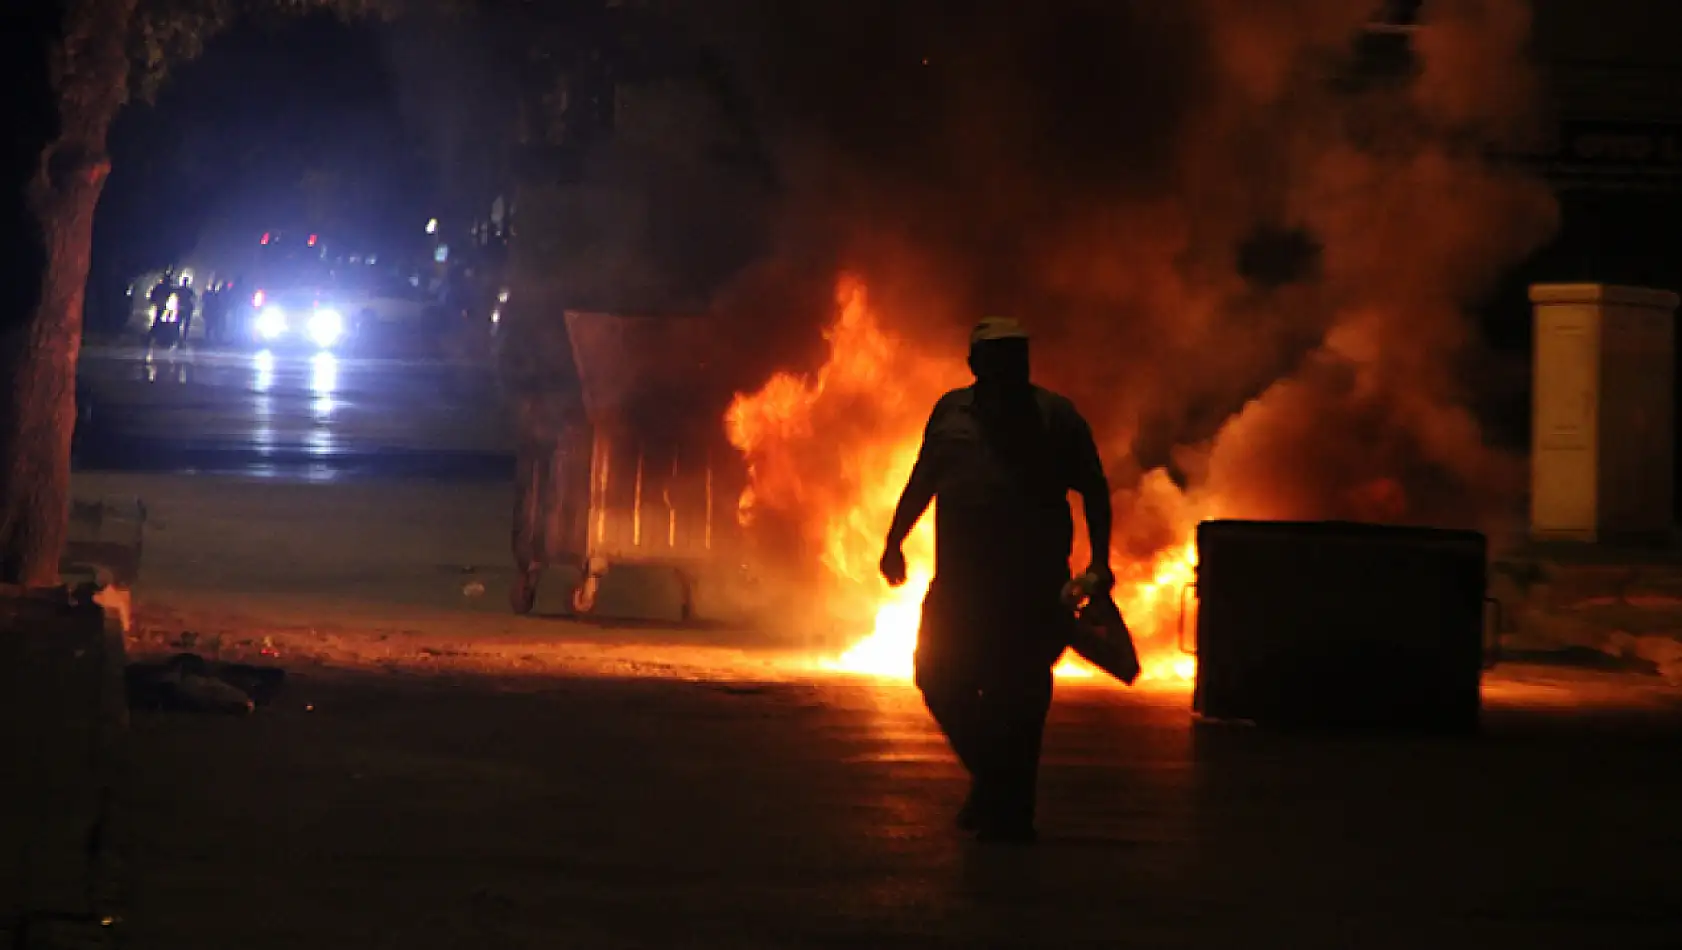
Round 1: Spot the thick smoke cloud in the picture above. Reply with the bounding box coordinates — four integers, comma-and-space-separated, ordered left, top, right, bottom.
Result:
680, 0, 1558, 550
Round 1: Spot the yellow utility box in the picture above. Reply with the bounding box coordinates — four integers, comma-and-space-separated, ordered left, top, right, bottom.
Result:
1530, 283, 1678, 543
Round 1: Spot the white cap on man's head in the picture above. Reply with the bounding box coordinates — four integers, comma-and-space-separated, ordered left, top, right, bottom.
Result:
970, 316, 1029, 346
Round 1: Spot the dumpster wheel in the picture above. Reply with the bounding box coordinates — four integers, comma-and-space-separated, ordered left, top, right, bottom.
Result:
570, 574, 601, 615
511, 566, 539, 615
676, 569, 695, 624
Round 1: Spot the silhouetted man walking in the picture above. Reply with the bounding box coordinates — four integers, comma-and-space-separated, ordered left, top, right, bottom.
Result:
880, 316, 1113, 844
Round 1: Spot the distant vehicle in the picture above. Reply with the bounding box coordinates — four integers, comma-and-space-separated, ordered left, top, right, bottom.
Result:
320, 273, 454, 356
249, 286, 348, 352
236, 230, 451, 353
339, 274, 440, 334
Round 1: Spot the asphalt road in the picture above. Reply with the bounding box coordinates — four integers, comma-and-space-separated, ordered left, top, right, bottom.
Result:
64, 339, 1682, 947
114, 668, 1682, 949
75, 342, 515, 479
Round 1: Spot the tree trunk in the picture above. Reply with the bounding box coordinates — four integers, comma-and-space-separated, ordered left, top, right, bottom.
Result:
0, 0, 135, 588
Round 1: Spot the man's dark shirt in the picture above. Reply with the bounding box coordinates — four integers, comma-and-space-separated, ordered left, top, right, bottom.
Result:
911, 384, 1105, 602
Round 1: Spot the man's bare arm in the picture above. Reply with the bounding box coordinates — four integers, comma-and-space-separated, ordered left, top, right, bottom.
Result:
1070, 408, 1114, 587
886, 457, 938, 551
881, 408, 943, 587
1081, 478, 1113, 582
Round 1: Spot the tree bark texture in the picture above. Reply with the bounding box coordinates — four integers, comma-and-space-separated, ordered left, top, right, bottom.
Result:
0, 0, 135, 587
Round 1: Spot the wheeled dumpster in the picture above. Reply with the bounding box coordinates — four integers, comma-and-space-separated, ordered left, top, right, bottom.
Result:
510, 418, 591, 614
510, 310, 746, 619
1190, 520, 1496, 734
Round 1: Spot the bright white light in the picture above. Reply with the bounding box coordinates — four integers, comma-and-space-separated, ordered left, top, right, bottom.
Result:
425, 218, 438, 234
490, 307, 501, 324
256, 306, 287, 340
308, 308, 343, 347
253, 350, 275, 392
310, 352, 337, 395
497, 287, 510, 303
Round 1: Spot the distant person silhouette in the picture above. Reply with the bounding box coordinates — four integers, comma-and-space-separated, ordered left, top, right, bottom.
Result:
880, 316, 1113, 844
202, 281, 228, 345
147, 272, 174, 327
174, 274, 197, 346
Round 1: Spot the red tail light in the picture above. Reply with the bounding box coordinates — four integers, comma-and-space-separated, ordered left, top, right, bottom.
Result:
260, 232, 271, 245
308, 234, 318, 247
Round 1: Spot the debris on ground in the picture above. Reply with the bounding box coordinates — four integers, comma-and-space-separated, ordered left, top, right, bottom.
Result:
126, 652, 286, 715
1610, 632, 1682, 683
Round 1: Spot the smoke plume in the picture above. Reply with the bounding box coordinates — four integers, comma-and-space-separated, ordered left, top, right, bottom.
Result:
671, 0, 1558, 557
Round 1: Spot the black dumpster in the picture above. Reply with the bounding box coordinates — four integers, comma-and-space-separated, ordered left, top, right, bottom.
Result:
1191, 520, 1492, 735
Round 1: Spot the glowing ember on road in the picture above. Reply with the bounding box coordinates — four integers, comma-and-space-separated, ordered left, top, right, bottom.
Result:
726, 277, 1199, 686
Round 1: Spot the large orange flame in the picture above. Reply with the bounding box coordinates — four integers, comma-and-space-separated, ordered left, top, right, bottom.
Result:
726, 277, 1198, 685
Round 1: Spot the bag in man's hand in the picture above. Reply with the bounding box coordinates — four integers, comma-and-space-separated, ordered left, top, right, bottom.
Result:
1063, 576, 1141, 686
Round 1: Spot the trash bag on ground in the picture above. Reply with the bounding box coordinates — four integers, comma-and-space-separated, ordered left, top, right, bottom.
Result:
125, 652, 285, 714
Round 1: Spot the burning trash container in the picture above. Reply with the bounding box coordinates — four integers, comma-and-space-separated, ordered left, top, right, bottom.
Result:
509, 310, 746, 619
1189, 520, 1496, 735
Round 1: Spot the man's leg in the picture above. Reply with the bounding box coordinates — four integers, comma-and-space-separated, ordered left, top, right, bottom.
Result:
914, 653, 985, 775
915, 645, 996, 830
971, 661, 1055, 841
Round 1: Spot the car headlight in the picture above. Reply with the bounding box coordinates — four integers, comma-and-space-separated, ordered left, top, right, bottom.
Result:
256, 306, 287, 339
308, 308, 343, 347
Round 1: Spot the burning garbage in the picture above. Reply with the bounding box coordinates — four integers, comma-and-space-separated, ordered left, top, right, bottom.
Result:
726, 279, 1198, 681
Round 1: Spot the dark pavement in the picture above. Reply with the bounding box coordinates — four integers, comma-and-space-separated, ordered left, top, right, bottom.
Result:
75, 343, 514, 480
119, 669, 1682, 949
